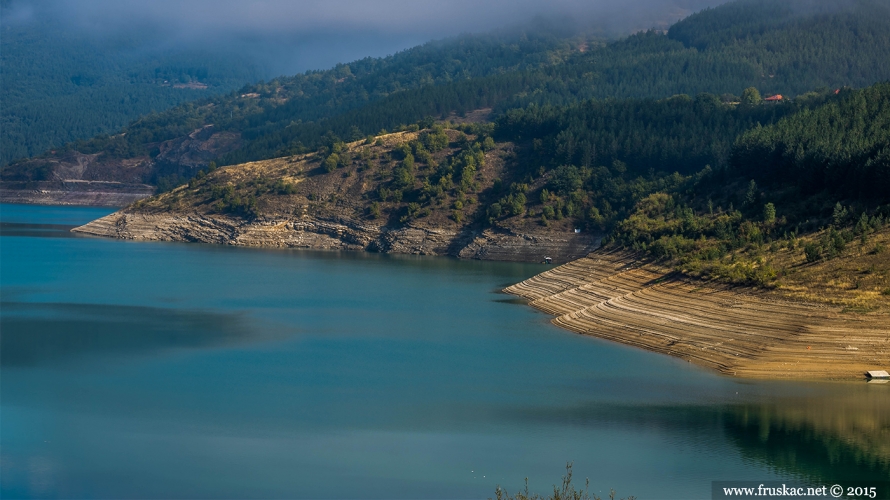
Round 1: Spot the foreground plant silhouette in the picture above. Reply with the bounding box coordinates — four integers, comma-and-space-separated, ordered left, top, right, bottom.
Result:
491, 463, 635, 500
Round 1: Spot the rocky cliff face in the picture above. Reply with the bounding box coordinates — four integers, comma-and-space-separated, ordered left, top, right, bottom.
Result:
73, 211, 599, 263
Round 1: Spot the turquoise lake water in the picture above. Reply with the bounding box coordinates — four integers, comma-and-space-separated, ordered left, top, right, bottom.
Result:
1, 203, 887, 499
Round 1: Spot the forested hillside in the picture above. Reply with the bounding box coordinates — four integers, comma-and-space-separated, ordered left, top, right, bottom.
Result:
111, 81, 889, 303
608, 83, 890, 295
732, 84, 890, 198
495, 94, 804, 176
67, 75, 885, 321
239, 0, 890, 164
5, 0, 889, 191
81, 29, 576, 162
0, 8, 270, 165
2, 4, 569, 167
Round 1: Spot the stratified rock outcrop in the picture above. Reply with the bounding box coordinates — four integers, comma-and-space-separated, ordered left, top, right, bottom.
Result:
73, 211, 599, 263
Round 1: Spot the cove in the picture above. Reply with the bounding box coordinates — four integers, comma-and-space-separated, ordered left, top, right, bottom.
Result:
1, 204, 887, 499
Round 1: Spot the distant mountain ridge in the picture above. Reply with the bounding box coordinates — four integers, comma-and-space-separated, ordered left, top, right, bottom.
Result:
1, 26, 582, 192
3, 0, 890, 199
0, 7, 271, 166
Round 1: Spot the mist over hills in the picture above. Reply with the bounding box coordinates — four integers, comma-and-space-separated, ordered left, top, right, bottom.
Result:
0, 0, 719, 167
6, 0, 888, 187
0, 6, 264, 165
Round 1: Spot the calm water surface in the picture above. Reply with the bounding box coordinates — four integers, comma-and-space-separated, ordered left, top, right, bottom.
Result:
1, 204, 887, 499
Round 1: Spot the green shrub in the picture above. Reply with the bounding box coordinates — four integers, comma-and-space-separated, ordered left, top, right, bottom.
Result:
804, 242, 822, 262
488, 202, 503, 218
543, 206, 556, 219
274, 180, 297, 194
324, 153, 339, 172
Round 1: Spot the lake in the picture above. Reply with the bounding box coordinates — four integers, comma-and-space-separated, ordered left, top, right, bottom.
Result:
1, 203, 887, 499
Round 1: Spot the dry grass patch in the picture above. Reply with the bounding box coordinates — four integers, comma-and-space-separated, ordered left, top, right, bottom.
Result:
772, 228, 890, 312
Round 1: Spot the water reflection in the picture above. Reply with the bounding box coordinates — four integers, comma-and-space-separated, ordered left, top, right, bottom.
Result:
725, 386, 890, 482
0, 222, 81, 238
0, 301, 262, 367
504, 382, 890, 483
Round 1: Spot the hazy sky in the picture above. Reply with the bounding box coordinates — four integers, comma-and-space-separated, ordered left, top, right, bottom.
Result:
5, 0, 729, 76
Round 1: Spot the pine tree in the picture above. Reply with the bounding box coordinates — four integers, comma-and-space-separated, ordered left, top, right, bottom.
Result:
763, 202, 776, 224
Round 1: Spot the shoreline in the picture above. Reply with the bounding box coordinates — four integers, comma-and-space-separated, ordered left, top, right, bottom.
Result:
504, 248, 890, 380
66, 207, 890, 380
70, 210, 600, 264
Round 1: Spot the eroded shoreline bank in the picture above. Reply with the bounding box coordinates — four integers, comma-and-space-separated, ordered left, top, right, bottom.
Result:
505, 248, 890, 379
71, 211, 599, 263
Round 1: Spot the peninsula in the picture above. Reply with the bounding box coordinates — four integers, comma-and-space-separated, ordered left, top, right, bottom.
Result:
73, 129, 598, 263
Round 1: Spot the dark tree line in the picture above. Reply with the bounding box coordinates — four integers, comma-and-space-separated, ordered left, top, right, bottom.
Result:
494, 93, 810, 177
732, 83, 890, 198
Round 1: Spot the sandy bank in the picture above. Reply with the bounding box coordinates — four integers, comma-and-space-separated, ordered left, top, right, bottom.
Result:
505, 249, 889, 379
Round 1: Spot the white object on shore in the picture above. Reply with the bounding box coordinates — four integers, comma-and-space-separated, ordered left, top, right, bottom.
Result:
865, 370, 889, 379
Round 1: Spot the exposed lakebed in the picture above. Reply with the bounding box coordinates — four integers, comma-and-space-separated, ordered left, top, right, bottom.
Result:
1, 204, 887, 499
